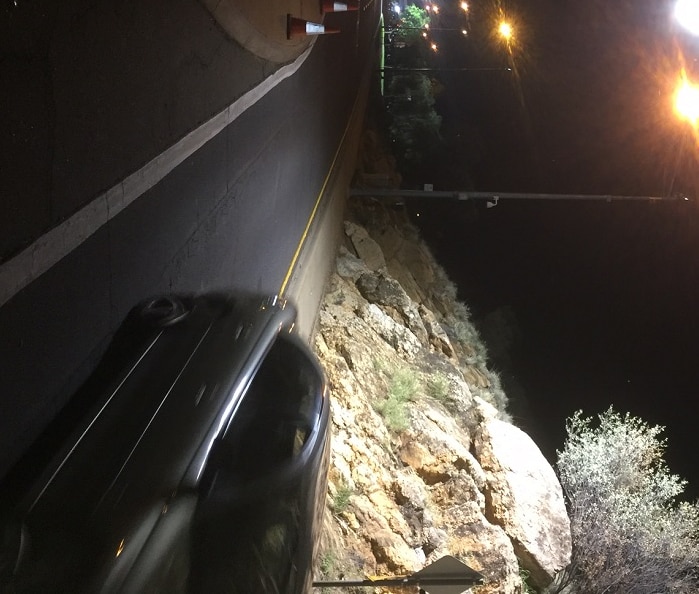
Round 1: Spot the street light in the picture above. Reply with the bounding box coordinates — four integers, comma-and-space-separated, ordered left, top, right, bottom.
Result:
675, 69, 699, 126
460, 1, 469, 12
675, 0, 699, 35
498, 21, 513, 41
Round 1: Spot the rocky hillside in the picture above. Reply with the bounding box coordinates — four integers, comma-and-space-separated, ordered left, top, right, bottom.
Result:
312, 198, 572, 593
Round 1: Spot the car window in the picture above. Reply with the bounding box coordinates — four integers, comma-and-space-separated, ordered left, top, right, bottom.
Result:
189, 334, 323, 593
218, 333, 321, 478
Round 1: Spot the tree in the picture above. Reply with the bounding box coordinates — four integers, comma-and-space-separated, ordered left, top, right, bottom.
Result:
386, 73, 442, 168
550, 408, 699, 594
393, 5, 430, 45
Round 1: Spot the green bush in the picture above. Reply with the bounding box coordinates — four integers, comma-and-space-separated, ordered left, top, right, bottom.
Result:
319, 550, 337, 576
427, 373, 450, 401
373, 367, 418, 432
331, 483, 353, 515
372, 357, 387, 373
550, 408, 699, 594
389, 367, 418, 402
376, 393, 410, 432
481, 369, 509, 416
519, 567, 537, 594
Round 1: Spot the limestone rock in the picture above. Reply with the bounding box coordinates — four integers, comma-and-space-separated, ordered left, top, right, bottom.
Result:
356, 270, 410, 310
358, 303, 422, 356
474, 417, 572, 589
336, 245, 369, 282
356, 271, 428, 343
344, 220, 386, 271
396, 241, 435, 289
419, 304, 455, 357
437, 498, 522, 594
313, 203, 571, 594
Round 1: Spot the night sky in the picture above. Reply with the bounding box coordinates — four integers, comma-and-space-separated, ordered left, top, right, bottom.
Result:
409, 0, 699, 498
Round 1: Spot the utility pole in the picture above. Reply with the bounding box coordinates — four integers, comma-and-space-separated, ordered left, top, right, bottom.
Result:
378, 66, 511, 72
349, 188, 688, 204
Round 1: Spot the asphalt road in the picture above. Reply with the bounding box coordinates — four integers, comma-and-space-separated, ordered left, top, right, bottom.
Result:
0, 3, 380, 478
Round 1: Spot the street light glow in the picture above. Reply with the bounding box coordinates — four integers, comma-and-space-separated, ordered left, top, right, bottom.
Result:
431, 42, 438, 52
675, 0, 699, 36
498, 21, 513, 40
460, 1, 469, 12
675, 70, 699, 125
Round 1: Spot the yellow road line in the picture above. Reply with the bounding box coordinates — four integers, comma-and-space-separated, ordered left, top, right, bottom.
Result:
279, 6, 381, 298
279, 94, 356, 298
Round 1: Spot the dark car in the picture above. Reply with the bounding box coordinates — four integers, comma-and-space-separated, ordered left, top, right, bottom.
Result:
0, 293, 331, 593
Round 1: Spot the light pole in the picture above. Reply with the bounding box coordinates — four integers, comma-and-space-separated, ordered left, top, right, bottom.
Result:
385, 26, 468, 33
378, 66, 511, 72
349, 188, 689, 203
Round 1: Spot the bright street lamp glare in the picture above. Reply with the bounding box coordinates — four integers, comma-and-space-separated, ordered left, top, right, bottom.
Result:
675, 0, 699, 36
498, 21, 513, 40
460, 1, 469, 12
675, 73, 699, 125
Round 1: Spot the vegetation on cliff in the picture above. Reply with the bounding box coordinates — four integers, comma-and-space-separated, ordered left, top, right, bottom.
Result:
550, 409, 699, 593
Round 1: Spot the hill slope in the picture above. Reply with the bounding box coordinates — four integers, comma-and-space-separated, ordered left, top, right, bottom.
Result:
312, 199, 571, 593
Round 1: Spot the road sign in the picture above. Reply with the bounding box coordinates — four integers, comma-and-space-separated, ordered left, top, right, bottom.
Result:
413, 555, 485, 594
312, 554, 484, 592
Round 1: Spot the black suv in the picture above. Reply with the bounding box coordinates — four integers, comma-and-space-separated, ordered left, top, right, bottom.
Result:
0, 293, 330, 593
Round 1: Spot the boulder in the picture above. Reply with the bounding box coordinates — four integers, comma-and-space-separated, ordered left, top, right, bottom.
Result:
356, 271, 428, 343
358, 303, 422, 356
344, 221, 386, 271
419, 304, 455, 357
474, 417, 572, 589
437, 498, 523, 594
336, 245, 369, 282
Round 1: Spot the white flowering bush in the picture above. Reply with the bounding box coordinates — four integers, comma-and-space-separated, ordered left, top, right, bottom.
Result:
549, 408, 699, 594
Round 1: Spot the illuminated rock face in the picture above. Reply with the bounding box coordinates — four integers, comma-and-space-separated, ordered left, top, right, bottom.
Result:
474, 412, 572, 588
314, 199, 572, 593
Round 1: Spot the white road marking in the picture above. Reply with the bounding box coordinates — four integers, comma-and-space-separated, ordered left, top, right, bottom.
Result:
0, 41, 316, 308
